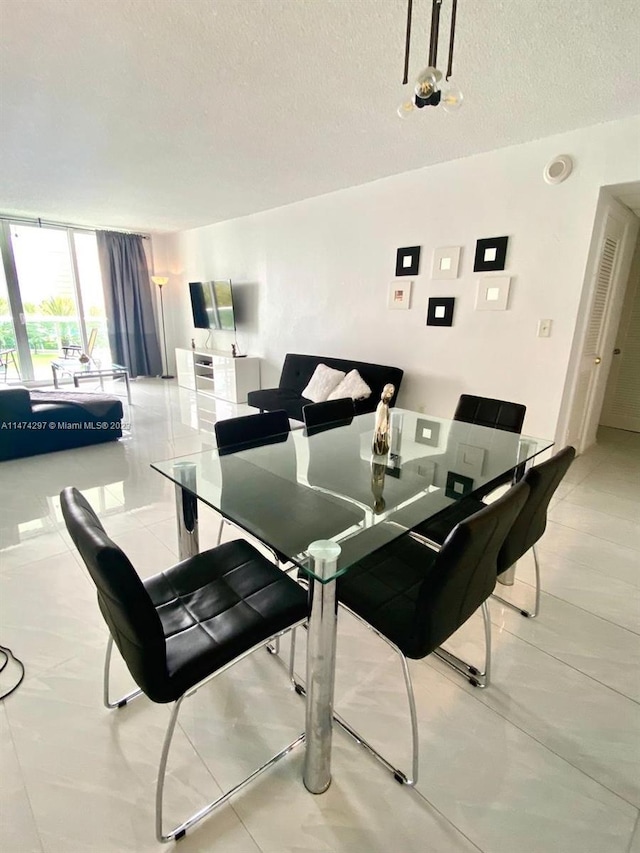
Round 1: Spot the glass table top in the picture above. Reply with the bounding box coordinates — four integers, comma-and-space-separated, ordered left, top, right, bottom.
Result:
151, 409, 554, 583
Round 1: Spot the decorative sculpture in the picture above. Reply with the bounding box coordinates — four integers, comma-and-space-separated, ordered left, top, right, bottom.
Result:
372, 383, 395, 456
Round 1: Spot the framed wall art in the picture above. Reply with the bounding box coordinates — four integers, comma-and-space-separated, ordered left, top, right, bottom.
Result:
426, 296, 455, 326
473, 235, 509, 272
475, 276, 511, 311
388, 281, 412, 309
431, 246, 461, 279
395, 245, 421, 276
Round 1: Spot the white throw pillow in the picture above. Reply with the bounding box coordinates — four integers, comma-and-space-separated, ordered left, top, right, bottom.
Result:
327, 369, 372, 402
302, 364, 346, 403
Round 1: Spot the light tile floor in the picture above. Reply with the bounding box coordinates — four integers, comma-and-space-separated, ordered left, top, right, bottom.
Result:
1, 380, 638, 853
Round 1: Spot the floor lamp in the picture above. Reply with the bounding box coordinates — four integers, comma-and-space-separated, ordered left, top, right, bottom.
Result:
151, 276, 174, 379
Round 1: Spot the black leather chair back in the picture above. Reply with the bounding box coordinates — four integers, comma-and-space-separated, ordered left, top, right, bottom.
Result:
413, 480, 530, 657
498, 446, 575, 573
215, 410, 290, 456
303, 398, 355, 436
60, 487, 167, 696
454, 394, 526, 433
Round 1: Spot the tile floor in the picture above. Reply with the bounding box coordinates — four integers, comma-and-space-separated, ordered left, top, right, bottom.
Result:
1, 379, 638, 853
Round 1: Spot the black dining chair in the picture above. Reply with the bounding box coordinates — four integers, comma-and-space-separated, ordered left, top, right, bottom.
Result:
412, 446, 576, 618
214, 409, 291, 456
302, 397, 355, 436
334, 480, 529, 786
60, 487, 308, 844
214, 410, 291, 547
453, 393, 528, 493
454, 394, 526, 433
490, 445, 575, 616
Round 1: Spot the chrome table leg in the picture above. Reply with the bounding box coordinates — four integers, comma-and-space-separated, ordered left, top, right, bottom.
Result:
123, 370, 131, 405
303, 540, 341, 794
172, 462, 199, 560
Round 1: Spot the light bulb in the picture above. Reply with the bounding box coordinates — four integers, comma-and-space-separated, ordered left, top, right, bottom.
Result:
397, 99, 415, 119
414, 66, 442, 99
441, 85, 463, 112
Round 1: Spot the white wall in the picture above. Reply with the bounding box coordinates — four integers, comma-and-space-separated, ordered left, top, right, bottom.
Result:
153, 116, 640, 440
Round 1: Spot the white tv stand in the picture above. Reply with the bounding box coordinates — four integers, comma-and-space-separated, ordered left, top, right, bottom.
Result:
175, 348, 260, 403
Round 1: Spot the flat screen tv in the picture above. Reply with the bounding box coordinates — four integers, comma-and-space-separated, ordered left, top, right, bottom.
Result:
189, 280, 236, 331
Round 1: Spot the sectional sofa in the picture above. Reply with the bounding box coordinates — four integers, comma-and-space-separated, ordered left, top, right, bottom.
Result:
0, 385, 123, 461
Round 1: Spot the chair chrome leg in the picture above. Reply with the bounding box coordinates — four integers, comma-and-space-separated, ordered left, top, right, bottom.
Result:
482, 600, 492, 685
289, 627, 298, 685
156, 711, 305, 844
154, 624, 307, 843
266, 636, 281, 656
103, 636, 143, 709
433, 600, 491, 688
333, 649, 419, 786
491, 545, 540, 618
292, 604, 419, 786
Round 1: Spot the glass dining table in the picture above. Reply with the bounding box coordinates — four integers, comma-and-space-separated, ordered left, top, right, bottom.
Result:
151, 409, 554, 795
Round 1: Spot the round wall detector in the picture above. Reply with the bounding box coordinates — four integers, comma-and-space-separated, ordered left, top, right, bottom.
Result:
544, 155, 573, 185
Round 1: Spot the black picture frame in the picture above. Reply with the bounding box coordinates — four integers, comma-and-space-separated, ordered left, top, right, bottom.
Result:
426, 297, 455, 327
396, 246, 421, 276
473, 236, 509, 272
445, 471, 474, 500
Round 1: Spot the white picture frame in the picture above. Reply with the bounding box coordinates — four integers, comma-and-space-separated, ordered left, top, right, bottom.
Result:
431, 246, 461, 280
475, 276, 511, 311
388, 280, 412, 310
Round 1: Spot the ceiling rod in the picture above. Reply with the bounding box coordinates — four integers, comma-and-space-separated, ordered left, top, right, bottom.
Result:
428, 0, 442, 68
398, 0, 463, 117
402, 0, 413, 85
0, 213, 149, 239
446, 0, 458, 80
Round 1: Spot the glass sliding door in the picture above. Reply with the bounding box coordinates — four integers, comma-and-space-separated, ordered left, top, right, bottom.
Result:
0, 222, 112, 383
10, 224, 82, 381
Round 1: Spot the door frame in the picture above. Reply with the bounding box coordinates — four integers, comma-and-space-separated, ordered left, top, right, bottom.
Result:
0, 221, 31, 379
557, 191, 639, 452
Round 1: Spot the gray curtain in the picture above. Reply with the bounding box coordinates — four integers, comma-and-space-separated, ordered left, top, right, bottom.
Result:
96, 231, 162, 378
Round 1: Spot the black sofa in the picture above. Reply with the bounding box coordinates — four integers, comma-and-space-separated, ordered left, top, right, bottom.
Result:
0, 385, 123, 461
247, 353, 404, 422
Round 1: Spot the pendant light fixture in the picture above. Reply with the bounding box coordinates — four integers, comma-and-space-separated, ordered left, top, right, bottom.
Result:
397, 0, 463, 119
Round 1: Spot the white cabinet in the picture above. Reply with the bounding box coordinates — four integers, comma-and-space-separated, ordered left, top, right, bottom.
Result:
175, 348, 260, 403
175, 347, 196, 391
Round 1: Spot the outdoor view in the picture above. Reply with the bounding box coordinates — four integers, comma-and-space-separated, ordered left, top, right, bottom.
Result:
1, 225, 112, 381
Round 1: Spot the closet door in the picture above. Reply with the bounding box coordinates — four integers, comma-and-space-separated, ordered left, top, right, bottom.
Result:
600, 253, 640, 432
565, 212, 624, 451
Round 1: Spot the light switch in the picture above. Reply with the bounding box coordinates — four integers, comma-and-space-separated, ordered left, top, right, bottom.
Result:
537, 319, 552, 337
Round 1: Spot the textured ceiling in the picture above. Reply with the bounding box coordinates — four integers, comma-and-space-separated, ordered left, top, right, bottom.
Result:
1, 0, 640, 232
